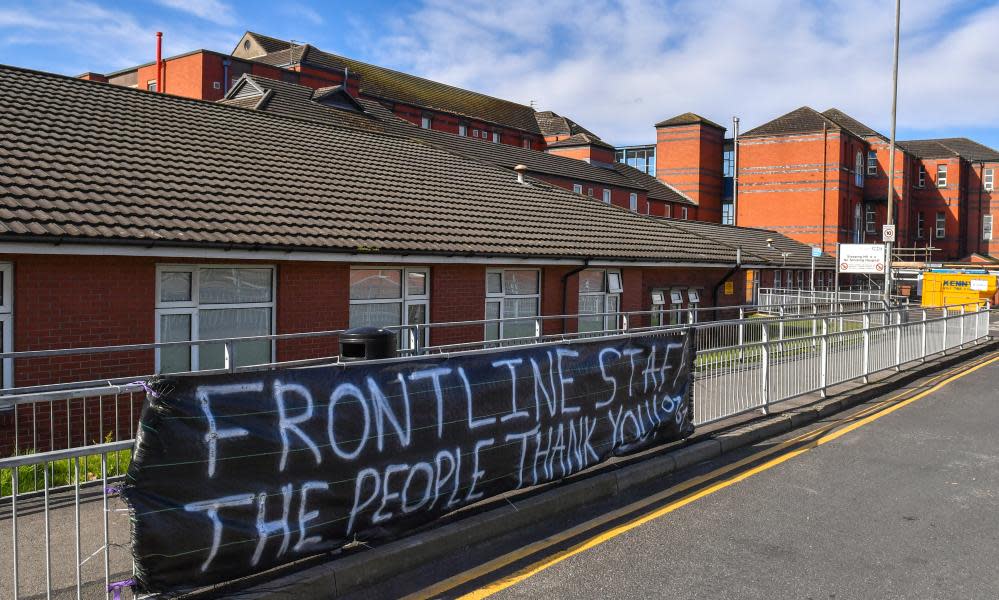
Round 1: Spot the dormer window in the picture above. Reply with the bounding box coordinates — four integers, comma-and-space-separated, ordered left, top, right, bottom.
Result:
310, 85, 365, 113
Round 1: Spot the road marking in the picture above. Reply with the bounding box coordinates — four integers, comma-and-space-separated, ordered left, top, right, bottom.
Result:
405, 351, 998, 600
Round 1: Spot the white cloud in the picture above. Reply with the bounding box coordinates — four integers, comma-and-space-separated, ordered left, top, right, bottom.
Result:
0, 1, 236, 75
368, 0, 999, 144
153, 0, 236, 26
279, 2, 324, 26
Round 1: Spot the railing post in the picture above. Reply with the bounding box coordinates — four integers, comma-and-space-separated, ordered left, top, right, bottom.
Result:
778, 306, 785, 341
820, 317, 828, 398
894, 310, 902, 372
862, 312, 870, 383
737, 307, 745, 360
535, 317, 542, 340
622, 313, 630, 332
760, 323, 770, 414
224, 340, 234, 372
920, 309, 927, 363
942, 307, 949, 355
959, 305, 966, 349
687, 308, 695, 325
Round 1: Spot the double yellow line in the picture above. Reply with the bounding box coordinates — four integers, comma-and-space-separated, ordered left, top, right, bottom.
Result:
404, 351, 999, 600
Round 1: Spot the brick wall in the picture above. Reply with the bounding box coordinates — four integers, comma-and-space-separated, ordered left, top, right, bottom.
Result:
656, 122, 724, 223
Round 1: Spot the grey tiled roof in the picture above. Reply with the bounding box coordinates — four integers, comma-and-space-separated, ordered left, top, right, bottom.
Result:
899, 138, 999, 162
743, 106, 842, 138
821, 109, 885, 140
534, 111, 602, 139
235, 75, 695, 206
247, 34, 543, 135
546, 133, 615, 150
655, 112, 725, 130
666, 220, 835, 269
0, 64, 727, 263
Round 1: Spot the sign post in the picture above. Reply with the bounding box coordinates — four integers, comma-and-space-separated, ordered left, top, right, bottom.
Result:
883, 224, 896, 299
810, 246, 822, 290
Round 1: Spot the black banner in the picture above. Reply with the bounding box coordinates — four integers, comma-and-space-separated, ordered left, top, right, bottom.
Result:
124, 330, 695, 593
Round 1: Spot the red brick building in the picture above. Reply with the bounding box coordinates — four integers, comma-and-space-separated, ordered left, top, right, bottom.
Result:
735, 107, 999, 260
82, 31, 716, 222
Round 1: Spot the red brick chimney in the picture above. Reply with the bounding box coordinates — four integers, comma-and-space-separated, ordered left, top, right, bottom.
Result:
655, 113, 725, 223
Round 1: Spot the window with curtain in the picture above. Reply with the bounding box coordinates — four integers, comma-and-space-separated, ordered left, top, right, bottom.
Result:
349, 267, 429, 349
578, 269, 623, 334
0, 263, 12, 389
155, 265, 274, 374
485, 269, 540, 341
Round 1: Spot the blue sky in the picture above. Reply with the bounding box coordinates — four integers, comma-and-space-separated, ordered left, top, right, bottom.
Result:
2, 0, 998, 149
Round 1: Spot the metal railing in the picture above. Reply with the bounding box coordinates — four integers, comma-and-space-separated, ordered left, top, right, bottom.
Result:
1, 300, 994, 599
758, 287, 907, 307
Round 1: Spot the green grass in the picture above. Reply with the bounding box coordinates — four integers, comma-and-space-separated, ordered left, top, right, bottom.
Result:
1, 432, 132, 497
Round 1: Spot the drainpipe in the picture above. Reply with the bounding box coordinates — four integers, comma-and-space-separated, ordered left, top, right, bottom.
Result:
732, 116, 740, 226
977, 160, 986, 255
155, 32, 163, 93
222, 58, 231, 94
712, 246, 742, 320
561, 259, 592, 334
821, 122, 828, 252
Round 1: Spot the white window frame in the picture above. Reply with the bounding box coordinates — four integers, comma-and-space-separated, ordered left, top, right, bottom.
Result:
865, 204, 876, 233
146, 79, 157, 92
421, 114, 432, 129
522, 138, 531, 149
681, 206, 688, 220
602, 189, 611, 204
984, 215, 993, 241
349, 266, 430, 350
855, 151, 864, 187
492, 131, 500, 144
937, 164, 948, 188
867, 150, 878, 176
629, 192, 638, 211
935, 212, 946, 239
573, 183, 583, 194
918, 165, 926, 188
774, 269, 782, 289
0, 263, 12, 389
578, 269, 622, 333
916, 212, 925, 239
796, 270, 805, 288
154, 264, 276, 373
458, 122, 468, 137
985, 168, 994, 192
587, 187, 594, 197
485, 269, 541, 341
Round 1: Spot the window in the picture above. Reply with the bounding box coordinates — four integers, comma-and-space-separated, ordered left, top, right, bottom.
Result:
617, 146, 655, 176
573, 183, 583, 194
985, 168, 994, 192
935, 212, 946, 239
349, 267, 429, 350
155, 265, 275, 374
855, 151, 864, 187
936, 164, 948, 188
492, 131, 500, 144
664, 205, 671, 218
146, 80, 157, 92
917, 165, 926, 188
587, 187, 594, 197
865, 204, 876, 233
867, 151, 878, 176
785, 269, 794, 289
0, 263, 12, 389
578, 269, 623, 334
629, 193, 638, 211
522, 138, 531, 149
796, 270, 805, 288
602, 189, 611, 204
722, 149, 734, 178
459, 123, 468, 137
485, 270, 540, 341
721, 202, 734, 225
421, 114, 432, 129
916, 212, 925, 239
984, 215, 994, 241
669, 289, 686, 325
681, 207, 688, 220
473, 129, 480, 138
774, 270, 782, 289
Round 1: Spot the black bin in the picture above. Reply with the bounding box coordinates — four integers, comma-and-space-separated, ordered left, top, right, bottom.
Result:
339, 327, 398, 362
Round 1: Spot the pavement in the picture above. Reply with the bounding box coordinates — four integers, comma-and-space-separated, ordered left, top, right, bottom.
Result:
413, 352, 999, 599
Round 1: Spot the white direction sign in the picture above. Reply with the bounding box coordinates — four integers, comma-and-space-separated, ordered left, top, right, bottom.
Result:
882, 224, 896, 242
839, 243, 887, 274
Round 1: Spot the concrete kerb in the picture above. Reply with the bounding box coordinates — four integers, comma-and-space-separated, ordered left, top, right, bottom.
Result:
212, 340, 996, 600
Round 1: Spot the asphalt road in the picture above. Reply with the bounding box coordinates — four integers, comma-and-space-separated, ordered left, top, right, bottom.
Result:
477, 354, 999, 600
